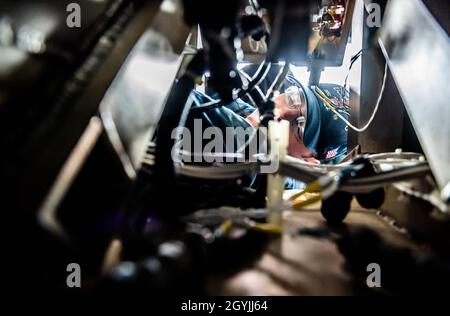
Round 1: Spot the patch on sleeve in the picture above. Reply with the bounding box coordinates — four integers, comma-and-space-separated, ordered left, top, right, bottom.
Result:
325, 148, 338, 159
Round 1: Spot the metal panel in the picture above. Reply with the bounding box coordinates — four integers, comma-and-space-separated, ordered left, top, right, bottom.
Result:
378, 0, 450, 200
15, 0, 162, 213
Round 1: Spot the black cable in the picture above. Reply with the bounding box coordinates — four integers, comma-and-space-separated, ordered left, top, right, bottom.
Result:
188, 99, 221, 113
343, 48, 363, 88
190, 61, 272, 114
294, 125, 304, 144
250, 0, 260, 13
265, 62, 290, 100
341, 47, 371, 95
247, 62, 272, 93
280, 160, 431, 192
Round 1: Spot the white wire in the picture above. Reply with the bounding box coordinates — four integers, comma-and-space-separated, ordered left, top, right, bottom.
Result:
393, 183, 449, 214
315, 62, 388, 133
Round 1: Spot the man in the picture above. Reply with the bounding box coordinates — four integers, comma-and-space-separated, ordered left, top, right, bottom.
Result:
188, 65, 350, 189
242, 65, 350, 166
246, 85, 320, 164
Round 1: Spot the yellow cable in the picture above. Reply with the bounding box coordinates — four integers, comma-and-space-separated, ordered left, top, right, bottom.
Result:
289, 180, 321, 201
315, 86, 329, 100
217, 219, 233, 236
291, 194, 322, 210
314, 90, 337, 112
251, 222, 282, 235
289, 189, 307, 201
315, 87, 338, 108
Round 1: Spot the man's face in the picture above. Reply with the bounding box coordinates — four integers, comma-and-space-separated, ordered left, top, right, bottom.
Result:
273, 86, 317, 162
273, 86, 307, 123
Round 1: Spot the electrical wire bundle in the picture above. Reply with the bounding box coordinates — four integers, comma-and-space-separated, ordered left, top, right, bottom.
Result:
312, 62, 388, 133
279, 154, 432, 225
180, 151, 433, 234
282, 153, 430, 193
175, 150, 430, 190
183, 207, 281, 240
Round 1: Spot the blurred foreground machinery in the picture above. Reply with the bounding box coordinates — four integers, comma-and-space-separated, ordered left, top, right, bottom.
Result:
0, 0, 449, 295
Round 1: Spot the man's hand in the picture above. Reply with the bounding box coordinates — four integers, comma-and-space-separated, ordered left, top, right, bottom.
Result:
246, 109, 260, 128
